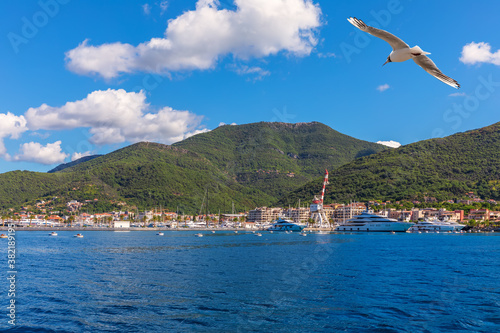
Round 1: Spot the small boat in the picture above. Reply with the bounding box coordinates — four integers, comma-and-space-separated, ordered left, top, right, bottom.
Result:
195, 233, 203, 237
234, 231, 238, 234
300, 233, 307, 236
157, 232, 164, 236
267, 218, 306, 232
211, 230, 215, 233
49, 232, 58, 236
0, 234, 7, 239
74, 233, 84, 238
255, 233, 262, 237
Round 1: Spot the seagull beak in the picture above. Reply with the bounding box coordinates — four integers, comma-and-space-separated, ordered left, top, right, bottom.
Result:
382, 56, 391, 67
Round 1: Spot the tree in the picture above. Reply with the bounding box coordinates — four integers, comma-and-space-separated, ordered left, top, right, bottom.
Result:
68, 215, 75, 227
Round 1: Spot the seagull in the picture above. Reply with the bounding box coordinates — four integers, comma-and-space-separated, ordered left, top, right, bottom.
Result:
347, 17, 460, 89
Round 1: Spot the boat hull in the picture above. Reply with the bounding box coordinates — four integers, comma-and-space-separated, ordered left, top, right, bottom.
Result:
267, 225, 304, 232
336, 221, 413, 232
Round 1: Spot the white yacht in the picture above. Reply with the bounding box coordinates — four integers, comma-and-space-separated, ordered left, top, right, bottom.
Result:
267, 218, 306, 232
336, 210, 413, 232
409, 219, 465, 233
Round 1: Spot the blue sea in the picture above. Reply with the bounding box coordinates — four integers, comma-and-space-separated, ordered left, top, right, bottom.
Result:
2, 231, 499, 332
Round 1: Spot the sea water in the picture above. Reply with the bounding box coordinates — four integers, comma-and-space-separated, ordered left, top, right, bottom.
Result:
2, 231, 499, 332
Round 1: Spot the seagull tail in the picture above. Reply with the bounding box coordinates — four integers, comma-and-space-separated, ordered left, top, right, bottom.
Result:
412, 45, 431, 55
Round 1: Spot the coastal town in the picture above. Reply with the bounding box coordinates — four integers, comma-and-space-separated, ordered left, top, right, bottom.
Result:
2, 191, 499, 231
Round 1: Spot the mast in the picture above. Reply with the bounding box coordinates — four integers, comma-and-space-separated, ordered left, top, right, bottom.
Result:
320, 169, 329, 204
310, 169, 329, 228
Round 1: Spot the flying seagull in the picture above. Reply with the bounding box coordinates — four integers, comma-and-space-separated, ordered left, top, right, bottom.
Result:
347, 17, 460, 89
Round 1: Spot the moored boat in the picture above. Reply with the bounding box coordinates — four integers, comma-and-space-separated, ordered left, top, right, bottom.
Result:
49, 232, 58, 236
336, 210, 413, 232
267, 218, 306, 232
74, 233, 84, 238
408, 219, 465, 233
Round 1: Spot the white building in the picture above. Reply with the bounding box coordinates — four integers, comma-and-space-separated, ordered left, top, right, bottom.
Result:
113, 221, 130, 228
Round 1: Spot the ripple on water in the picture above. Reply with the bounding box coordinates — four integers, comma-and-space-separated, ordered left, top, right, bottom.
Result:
12, 231, 500, 332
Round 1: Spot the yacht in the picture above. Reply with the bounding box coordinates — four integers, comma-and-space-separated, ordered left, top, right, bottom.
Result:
267, 218, 306, 232
336, 210, 413, 232
409, 219, 465, 233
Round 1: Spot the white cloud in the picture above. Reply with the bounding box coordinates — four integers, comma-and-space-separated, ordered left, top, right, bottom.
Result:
14, 141, 69, 165
143, 4, 152, 15
65, 0, 322, 79
377, 140, 401, 148
24, 89, 206, 145
229, 64, 270, 80
376, 84, 390, 92
71, 151, 93, 162
0, 112, 28, 156
460, 42, 500, 66
218, 122, 237, 127
159, 1, 168, 14
317, 52, 336, 58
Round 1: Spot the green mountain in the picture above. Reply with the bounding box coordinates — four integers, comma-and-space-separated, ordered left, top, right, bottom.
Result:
279, 122, 500, 206
0, 122, 385, 212
47, 155, 102, 173
174, 122, 385, 198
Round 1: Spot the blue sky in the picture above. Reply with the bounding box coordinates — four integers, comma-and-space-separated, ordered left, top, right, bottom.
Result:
1, 0, 499, 172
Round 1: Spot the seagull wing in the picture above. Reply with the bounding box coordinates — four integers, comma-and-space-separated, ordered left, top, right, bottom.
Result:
347, 17, 409, 50
412, 55, 460, 89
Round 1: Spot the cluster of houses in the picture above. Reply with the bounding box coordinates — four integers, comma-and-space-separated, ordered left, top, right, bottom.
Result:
246, 203, 500, 225
3, 195, 499, 228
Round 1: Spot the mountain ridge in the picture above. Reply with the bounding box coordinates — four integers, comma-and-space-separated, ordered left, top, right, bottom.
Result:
279, 121, 500, 205
0, 121, 385, 212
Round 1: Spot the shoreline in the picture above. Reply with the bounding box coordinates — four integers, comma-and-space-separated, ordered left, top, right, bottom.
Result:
0, 226, 338, 232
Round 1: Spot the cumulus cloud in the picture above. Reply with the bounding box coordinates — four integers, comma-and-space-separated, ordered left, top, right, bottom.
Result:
0, 112, 28, 156
218, 122, 237, 127
71, 151, 93, 162
376, 84, 390, 92
24, 89, 206, 145
14, 141, 68, 165
377, 140, 401, 148
65, 0, 322, 79
460, 42, 500, 66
